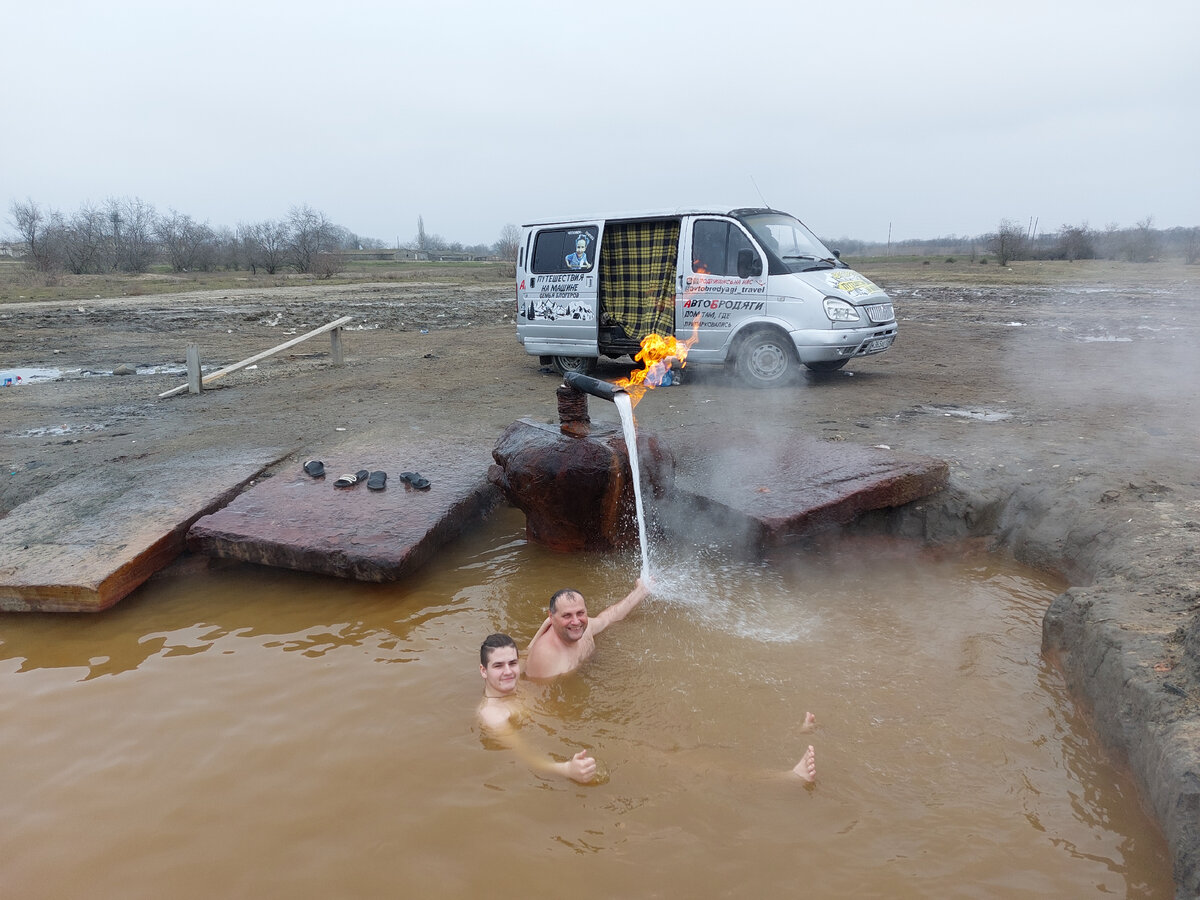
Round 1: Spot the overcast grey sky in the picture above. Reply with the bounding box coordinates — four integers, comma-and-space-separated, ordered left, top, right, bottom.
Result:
4, 0, 1197, 246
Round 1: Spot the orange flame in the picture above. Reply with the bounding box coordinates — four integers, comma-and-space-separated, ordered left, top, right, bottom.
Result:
615, 323, 699, 406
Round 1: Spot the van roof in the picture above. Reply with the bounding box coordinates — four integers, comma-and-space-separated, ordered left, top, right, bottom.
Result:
521, 207, 778, 228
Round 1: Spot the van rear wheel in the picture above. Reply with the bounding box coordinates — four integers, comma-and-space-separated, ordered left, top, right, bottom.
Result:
551, 355, 597, 376
735, 330, 796, 388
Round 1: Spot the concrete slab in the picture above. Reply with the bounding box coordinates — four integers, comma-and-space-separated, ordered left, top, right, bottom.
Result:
665, 432, 948, 547
187, 440, 502, 581
0, 448, 288, 612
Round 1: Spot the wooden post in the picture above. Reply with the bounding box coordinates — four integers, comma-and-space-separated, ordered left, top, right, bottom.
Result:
330, 327, 344, 366
186, 344, 201, 394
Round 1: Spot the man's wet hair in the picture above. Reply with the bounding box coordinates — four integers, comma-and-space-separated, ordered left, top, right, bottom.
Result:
480, 633, 517, 665
549, 588, 584, 614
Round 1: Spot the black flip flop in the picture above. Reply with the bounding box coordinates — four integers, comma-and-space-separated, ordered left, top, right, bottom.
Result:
408, 473, 431, 491
367, 471, 387, 491
303, 460, 325, 478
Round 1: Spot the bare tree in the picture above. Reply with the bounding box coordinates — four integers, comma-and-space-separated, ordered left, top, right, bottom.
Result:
1183, 227, 1200, 265
9, 198, 59, 272
106, 197, 158, 272
1128, 216, 1159, 262
287, 204, 337, 273
1056, 222, 1095, 261
328, 224, 360, 251
494, 223, 521, 261
211, 225, 240, 270
991, 218, 1025, 266
156, 210, 216, 272
238, 220, 290, 275
60, 202, 110, 274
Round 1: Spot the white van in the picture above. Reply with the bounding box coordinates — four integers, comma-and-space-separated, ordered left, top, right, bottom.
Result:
514, 207, 897, 387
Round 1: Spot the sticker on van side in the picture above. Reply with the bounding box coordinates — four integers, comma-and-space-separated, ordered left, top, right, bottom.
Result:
825, 271, 881, 298
684, 275, 767, 295
681, 296, 767, 327
531, 272, 592, 300
524, 298, 594, 321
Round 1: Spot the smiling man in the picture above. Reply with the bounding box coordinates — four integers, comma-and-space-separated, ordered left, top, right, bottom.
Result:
523, 577, 652, 681
477, 633, 597, 784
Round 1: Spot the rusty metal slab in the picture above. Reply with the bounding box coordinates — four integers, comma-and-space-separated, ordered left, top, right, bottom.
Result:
0, 448, 288, 613
667, 431, 948, 547
186, 440, 502, 582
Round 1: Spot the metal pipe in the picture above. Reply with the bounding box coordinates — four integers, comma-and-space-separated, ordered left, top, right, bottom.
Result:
563, 371, 626, 403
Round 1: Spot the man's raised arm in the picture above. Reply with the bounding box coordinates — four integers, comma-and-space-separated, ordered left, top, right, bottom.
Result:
589, 575, 653, 636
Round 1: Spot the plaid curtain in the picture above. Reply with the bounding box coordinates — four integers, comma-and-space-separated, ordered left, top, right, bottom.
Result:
599, 221, 680, 342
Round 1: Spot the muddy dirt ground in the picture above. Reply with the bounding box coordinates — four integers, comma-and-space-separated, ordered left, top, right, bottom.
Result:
2, 267, 1199, 893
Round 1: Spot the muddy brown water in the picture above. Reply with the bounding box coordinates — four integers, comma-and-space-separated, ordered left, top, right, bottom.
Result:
0, 507, 1172, 898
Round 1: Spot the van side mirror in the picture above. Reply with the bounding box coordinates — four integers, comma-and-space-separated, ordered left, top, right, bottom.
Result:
737, 248, 762, 279
832, 249, 841, 259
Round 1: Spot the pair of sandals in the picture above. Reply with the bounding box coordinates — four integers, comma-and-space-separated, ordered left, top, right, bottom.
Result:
334, 469, 387, 491
304, 461, 387, 491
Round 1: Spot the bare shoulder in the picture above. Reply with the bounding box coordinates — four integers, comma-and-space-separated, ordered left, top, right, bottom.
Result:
523, 640, 564, 680
478, 698, 515, 733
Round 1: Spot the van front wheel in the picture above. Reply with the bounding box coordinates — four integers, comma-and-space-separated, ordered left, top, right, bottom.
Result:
735, 330, 796, 388
551, 355, 597, 376
805, 359, 849, 372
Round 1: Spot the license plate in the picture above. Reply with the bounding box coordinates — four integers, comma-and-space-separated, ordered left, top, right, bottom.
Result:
866, 338, 892, 352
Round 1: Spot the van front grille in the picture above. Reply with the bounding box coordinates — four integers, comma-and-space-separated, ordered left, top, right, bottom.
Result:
864, 302, 894, 323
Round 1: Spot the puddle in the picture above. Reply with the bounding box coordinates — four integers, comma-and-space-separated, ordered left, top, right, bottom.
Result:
2, 367, 63, 385
917, 404, 1013, 422
1, 364, 210, 384
20, 423, 106, 437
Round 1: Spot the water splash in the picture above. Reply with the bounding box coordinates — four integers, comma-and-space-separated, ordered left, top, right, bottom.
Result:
648, 552, 818, 643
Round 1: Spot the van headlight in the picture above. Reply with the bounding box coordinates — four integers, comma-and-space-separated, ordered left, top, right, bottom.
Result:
823, 297, 861, 323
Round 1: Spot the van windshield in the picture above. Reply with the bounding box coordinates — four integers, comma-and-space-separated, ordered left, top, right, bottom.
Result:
740, 213, 844, 272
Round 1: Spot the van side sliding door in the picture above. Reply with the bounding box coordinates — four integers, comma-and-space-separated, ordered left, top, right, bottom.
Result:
517, 223, 602, 359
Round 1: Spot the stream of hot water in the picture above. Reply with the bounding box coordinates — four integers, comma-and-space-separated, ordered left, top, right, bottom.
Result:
612, 391, 651, 582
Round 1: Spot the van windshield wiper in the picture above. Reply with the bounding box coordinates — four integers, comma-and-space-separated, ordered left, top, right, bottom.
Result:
783, 254, 836, 271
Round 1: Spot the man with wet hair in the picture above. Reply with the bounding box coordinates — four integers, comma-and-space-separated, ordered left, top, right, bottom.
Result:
477, 633, 597, 784
523, 576, 653, 681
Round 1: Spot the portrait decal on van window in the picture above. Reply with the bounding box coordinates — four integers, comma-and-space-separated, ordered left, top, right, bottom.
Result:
565, 232, 592, 270
532, 226, 598, 274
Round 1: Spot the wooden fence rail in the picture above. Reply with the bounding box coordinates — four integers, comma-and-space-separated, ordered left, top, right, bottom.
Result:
158, 315, 353, 399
